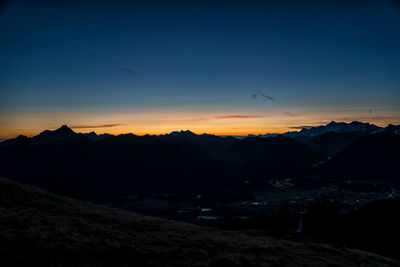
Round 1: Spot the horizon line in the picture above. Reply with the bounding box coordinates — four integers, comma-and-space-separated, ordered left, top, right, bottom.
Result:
1, 120, 398, 140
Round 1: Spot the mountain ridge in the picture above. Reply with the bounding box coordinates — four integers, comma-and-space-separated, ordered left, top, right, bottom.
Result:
257, 121, 397, 139
2, 121, 399, 143
1, 122, 399, 196
0, 125, 322, 195
315, 131, 400, 180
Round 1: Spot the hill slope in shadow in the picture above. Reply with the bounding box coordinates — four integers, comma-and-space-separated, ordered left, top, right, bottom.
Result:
0, 126, 322, 194
0, 177, 397, 267
316, 132, 400, 180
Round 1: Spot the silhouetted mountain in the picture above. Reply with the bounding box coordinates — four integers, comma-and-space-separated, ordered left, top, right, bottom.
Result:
32, 125, 79, 144
298, 123, 400, 157
223, 136, 322, 177
1, 123, 398, 196
384, 124, 400, 134
0, 134, 30, 147
158, 130, 237, 159
285, 121, 380, 138
2, 177, 395, 266
82, 131, 113, 141
158, 131, 323, 175
296, 132, 366, 157
0, 126, 324, 195
0, 129, 236, 194
315, 132, 400, 180
255, 121, 390, 157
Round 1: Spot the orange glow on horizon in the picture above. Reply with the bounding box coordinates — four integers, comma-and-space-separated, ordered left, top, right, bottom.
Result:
0, 108, 399, 139
0, 126, 295, 139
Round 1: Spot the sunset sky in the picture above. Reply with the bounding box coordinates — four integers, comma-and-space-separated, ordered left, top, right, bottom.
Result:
1, 0, 400, 138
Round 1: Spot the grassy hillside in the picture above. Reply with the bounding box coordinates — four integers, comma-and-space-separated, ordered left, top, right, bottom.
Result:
0, 178, 397, 266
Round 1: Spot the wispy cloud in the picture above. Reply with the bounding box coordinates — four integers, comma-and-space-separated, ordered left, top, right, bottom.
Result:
183, 115, 268, 122
335, 116, 400, 122
117, 67, 138, 75
289, 126, 314, 130
156, 115, 269, 124
283, 112, 298, 117
251, 91, 275, 101
257, 90, 274, 101
214, 115, 267, 119
70, 124, 123, 129
71, 116, 267, 128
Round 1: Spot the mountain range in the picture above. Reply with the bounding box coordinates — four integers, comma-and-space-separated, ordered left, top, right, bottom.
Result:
256, 121, 398, 138
256, 121, 399, 157
315, 131, 400, 180
0, 121, 399, 196
0, 125, 319, 194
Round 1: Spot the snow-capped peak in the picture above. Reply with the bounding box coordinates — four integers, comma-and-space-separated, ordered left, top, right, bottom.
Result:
284, 121, 380, 138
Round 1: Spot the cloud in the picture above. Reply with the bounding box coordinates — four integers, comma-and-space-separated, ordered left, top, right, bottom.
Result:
368, 116, 400, 120
157, 115, 269, 124
335, 116, 400, 122
251, 91, 274, 101
283, 112, 298, 117
257, 90, 275, 101
213, 115, 267, 119
182, 115, 268, 122
289, 126, 314, 130
117, 67, 138, 75
70, 124, 123, 129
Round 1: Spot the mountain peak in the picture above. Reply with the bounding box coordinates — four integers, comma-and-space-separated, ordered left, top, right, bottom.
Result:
16, 134, 29, 140
55, 125, 75, 134
169, 130, 196, 137
181, 130, 195, 134
350, 121, 366, 125
32, 125, 77, 144
285, 121, 380, 138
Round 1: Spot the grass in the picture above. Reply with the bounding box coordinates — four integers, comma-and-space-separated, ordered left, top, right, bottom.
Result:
0, 177, 398, 267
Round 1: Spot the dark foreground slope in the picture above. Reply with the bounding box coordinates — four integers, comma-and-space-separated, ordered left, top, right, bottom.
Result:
0, 178, 397, 267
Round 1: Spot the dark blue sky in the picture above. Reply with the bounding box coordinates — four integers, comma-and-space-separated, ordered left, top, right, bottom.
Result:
1, 0, 399, 137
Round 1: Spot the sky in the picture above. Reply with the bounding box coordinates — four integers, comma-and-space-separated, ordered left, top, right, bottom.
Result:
1, 0, 400, 138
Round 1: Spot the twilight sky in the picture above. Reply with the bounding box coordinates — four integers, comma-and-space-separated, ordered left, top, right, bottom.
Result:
1, 0, 400, 138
